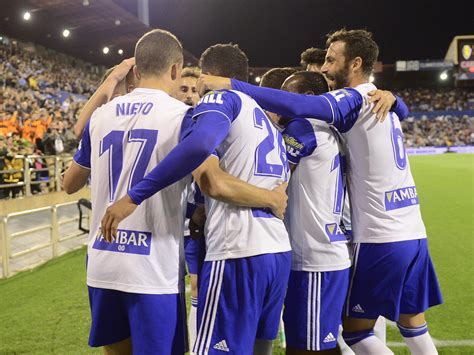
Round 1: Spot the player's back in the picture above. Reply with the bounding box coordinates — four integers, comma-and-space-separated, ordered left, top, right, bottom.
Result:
284, 119, 351, 272
86, 88, 190, 294
343, 83, 426, 243
198, 90, 291, 261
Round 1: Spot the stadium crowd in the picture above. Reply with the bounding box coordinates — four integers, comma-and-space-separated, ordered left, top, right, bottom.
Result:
0, 37, 473, 199
0, 38, 100, 198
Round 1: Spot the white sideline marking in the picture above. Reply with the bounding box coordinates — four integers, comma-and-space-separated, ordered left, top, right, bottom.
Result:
386, 320, 474, 347
388, 340, 474, 347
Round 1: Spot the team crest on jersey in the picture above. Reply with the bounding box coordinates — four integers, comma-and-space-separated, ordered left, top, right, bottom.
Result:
325, 223, 347, 243
283, 134, 303, 157
384, 186, 419, 211
93, 229, 152, 255
462, 45, 473, 60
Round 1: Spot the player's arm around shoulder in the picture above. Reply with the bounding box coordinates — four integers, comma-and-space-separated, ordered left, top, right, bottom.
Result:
63, 121, 92, 194
192, 156, 288, 219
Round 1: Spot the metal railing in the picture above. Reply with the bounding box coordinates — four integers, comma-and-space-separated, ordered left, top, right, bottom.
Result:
0, 154, 73, 197
0, 201, 89, 278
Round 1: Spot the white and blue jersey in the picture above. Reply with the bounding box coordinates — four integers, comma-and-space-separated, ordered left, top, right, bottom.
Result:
192, 90, 291, 261
283, 118, 351, 272
74, 88, 191, 295
231, 80, 427, 244
188, 90, 292, 354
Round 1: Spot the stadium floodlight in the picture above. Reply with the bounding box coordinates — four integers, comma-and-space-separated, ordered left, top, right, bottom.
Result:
440, 72, 448, 81
255, 76, 261, 83
115, 19, 121, 26
103, 47, 110, 54
62, 29, 70, 38
118, 49, 124, 55
82, 0, 90, 6
369, 74, 375, 83
23, 12, 31, 21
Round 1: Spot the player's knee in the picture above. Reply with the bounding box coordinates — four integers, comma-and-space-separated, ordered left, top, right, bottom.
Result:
253, 338, 272, 355
102, 337, 132, 355
342, 317, 377, 332
397, 313, 426, 328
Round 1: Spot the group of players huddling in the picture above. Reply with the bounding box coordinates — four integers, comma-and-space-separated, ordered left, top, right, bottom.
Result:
63, 27, 443, 355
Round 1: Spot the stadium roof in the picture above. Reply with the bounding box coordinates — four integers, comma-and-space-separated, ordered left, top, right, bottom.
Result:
0, 0, 198, 67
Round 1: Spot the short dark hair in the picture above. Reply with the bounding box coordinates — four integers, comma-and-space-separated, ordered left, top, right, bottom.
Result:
282, 71, 329, 95
181, 66, 201, 79
135, 29, 183, 77
200, 44, 248, 82
326, 29, 379, 76
260, 67, 299, 89
300, 48, 327, 67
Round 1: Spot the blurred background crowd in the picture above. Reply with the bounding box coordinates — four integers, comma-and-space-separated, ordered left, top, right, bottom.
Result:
0, 37, 473, 199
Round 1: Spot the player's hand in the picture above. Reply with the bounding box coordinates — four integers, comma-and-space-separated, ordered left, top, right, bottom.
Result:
100, 194, 138, 243
269, 182, 288, 220
189, 205, 206, 239
196, 74, 232, 97
107, 57, 135, 84
368, 90, 396, 122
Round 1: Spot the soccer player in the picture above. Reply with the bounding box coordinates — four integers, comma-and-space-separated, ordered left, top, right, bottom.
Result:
300, 47, 327, 73
259, 67, 298, 127
175, 66, 201, 106
197, 29, 442, 355
174, 65, 206, 353
103, 43, 292, 355
280, 70, 351, 355
63, 29, 191, 354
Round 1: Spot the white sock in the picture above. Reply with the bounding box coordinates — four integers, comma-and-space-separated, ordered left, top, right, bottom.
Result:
402, 332, 438, 355
374, 316, 387, 343
350, 335, 394, 355
338, 325, 355, 355
188, 297, 198, 354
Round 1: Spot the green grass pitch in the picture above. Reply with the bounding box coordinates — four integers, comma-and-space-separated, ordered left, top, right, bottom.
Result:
0, 154, 472, 354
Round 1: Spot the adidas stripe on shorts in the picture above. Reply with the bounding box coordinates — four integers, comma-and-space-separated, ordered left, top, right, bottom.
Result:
283, 269, 350, 351
193, 252, 291, 355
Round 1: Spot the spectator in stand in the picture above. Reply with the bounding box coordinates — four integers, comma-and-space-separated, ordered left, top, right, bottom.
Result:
0, 137, 8, 199
3, 146, 23, 198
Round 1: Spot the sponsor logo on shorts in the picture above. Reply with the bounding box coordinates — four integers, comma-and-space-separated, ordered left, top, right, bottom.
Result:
352, 304, 365, 313
213, 340, 230, 352
325, 223, 348, 243
93, 229, 152, 255
323, 332, 336, 343
384, 186, 419, 211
